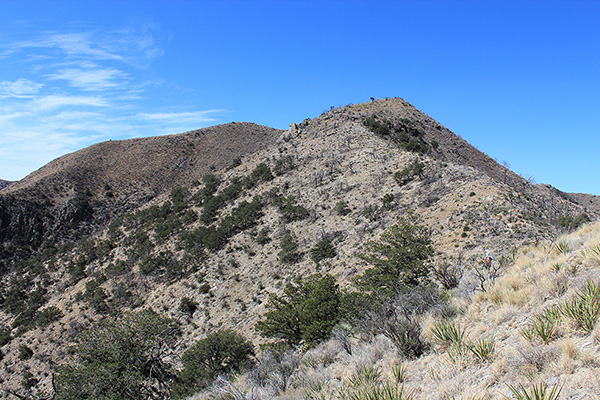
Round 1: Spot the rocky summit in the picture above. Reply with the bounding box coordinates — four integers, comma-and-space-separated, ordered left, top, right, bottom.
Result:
0, 98, 598, 399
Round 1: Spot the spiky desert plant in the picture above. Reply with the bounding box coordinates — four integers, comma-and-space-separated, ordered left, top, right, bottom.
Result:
552, 241, 570, 255
506, 382, 562, 400
468, 337, 496, 362
430, 320, 465, 348
559, 280, 600, 333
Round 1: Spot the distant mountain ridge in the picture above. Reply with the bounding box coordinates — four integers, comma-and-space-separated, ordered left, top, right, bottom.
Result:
0, 179, 13, 190
0, 122, 282, 265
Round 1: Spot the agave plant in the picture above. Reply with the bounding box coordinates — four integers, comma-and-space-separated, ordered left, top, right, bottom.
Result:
506, 382, 562, 400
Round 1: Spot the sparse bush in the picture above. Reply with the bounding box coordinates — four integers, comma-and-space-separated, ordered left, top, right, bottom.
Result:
364, 115, 392, 136
274, 195, 310, 223
310, 239, 336, 265
273, 155, 295, 176
278, 232, 302, 264
36, 306, 63, 328
179, 297, 199, 317
18, 344, 33, 360
334, 200, 351, 216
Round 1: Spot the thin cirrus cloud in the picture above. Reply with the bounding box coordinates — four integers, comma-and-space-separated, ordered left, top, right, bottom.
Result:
47, 67, 129, 91
0, 23, 222, 181
0, 78, 43, 98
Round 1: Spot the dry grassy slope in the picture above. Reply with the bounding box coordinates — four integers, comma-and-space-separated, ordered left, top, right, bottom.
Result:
2, 122, 282, 202
212, 222, 600, 400
1, 99, 597, 397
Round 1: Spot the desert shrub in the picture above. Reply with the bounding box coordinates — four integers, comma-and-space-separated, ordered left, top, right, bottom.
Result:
273, 155, 295, 176
200, 194, 225, 224
468, 337, 496, 362
364, 115, 392, 136
278, 232, 302, 264
310, 239, 336, 265
227, 157, 242, 170
0, 325, 11, 346
383, 316, 427, 358
36, 306, 63, 328
55, 310, 180, 400
256, 273, 341, 346
355, 214, 433, 298
169, 186, 190, 213
334, 200, 351, 216
560, 280, 600, 333
219, 198, 264, 237
202, 173, 221, 197
254, 227, 272, 245
432, 262, 463, 290
381, 193, 395, 209
394, 160, 425, 186
431, 320, 465, 349
175, 330, 254, 398
179, 297, 199, 317
507, 382, 562, 400
244, 163, 274, 189
557, 213, 590, 231
274, 195, 310, 223
18, 344, 33, 360
221, 177, 244, 203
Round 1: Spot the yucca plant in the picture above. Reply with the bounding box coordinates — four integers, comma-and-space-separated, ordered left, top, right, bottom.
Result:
553, 241, 570, 255
430, 320, 465, 348
468, 337, 496, 362
506, 382, 562, 400
560, 280, 600, 333
391, 363, 408, 384
349, 366, 382, 388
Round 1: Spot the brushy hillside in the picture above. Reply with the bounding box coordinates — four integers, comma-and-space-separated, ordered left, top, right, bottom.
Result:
191, 221, 600, 400
0, 98, 598, 399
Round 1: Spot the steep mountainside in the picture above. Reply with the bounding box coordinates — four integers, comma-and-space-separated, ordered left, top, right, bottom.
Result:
0, 122, 282, 267
0, 98, 597, 398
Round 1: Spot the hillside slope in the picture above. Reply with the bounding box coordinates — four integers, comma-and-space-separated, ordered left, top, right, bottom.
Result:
0, 98, 597, 398
0, 122, 282, 267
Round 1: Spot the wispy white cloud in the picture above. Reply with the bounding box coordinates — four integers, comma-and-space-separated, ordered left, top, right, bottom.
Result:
137, 110, 224, 121
0, 78, 43, 98
0, 21, 222, 181
47, 67, 128, 91
32, 95, 108, 110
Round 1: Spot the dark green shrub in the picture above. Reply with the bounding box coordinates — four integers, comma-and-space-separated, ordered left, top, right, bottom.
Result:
227, 157, 242, 170
55, 310, 180, 400
0, 326, 11, 346
36, 306, 63, 328
254, 227, 272, 245
273, 195, 309, 223
273, 155, 295, 176
18, 344, 33, 360
310, 239, 336, 265
278, 233, 302, 264
334, 200, 351, 216
176, 330, 254, 398
170, 186, 190, 213
394, 160, 425, 186
255, 273, 341, 346
243, 163, 274, 189
356, 214, 433, 298
364, 116, 392, 136
179, 297, 199, 317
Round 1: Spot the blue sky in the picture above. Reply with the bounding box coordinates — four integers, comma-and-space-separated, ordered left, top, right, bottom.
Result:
1, 0, 599, 195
